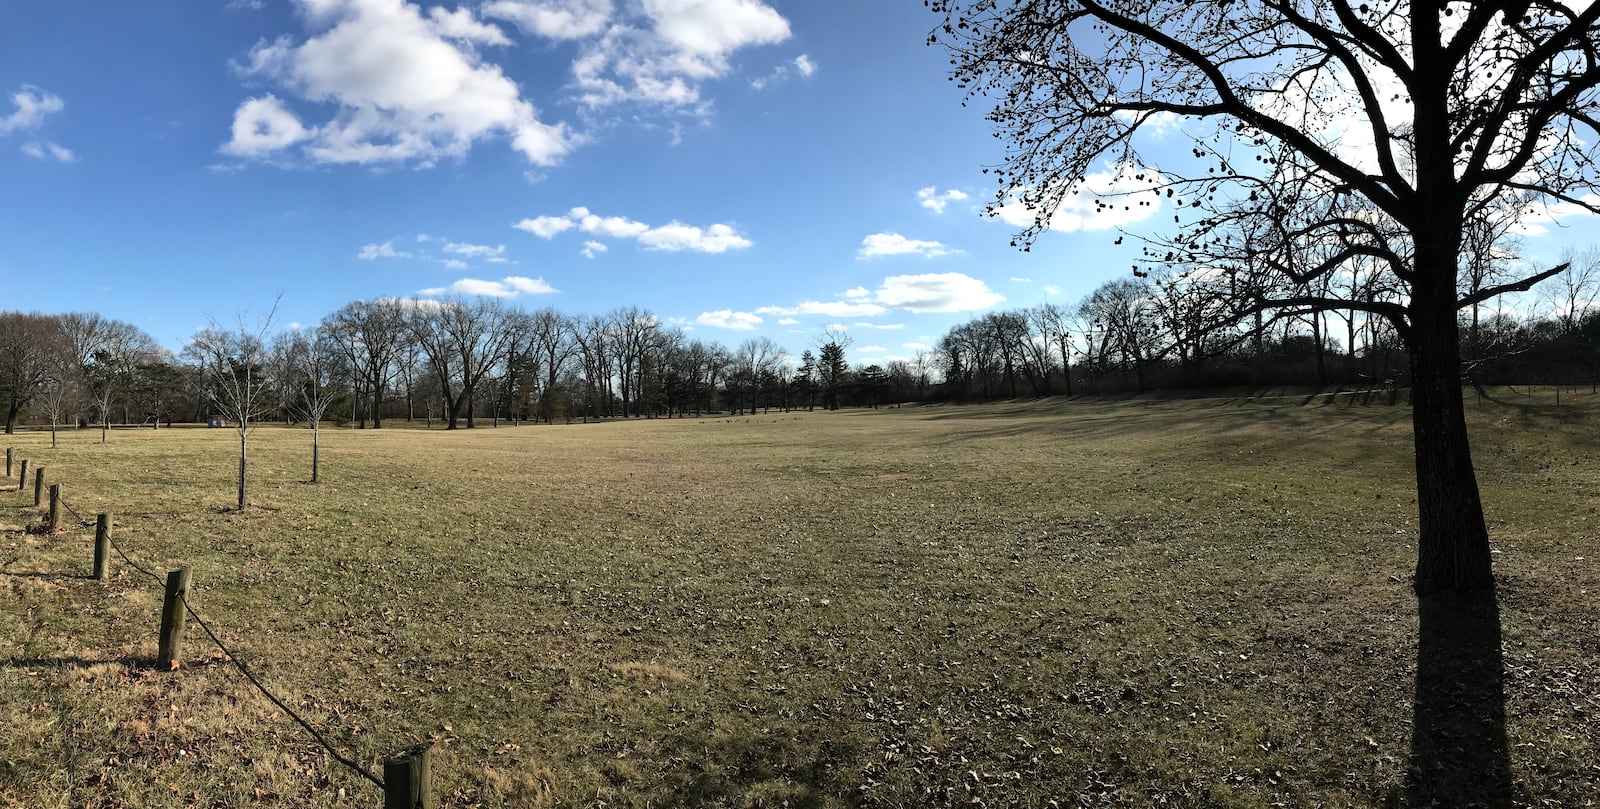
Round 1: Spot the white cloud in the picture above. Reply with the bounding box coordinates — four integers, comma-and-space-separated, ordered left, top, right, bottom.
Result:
223, 0, 572, 166
21, 141, 74, 163
1010, 276, 1032, 283
571, 0, 791, 109
1043, 284, 1062, 296
418, 275, 558, 297
696, 309, 762, 329
556, 206, 651, 237
358, 240, 412, 259
441, 258, 470, 269
444, 241, 508, 261
514, 206, 751, 253
638, 222, 751, 252
0, 86, 63, 134
503, 275, 557, 294
483, 0, 612, 38
874, 273, 1004, 313
993, 164, 1164, 233
902, 342, 933, 351
427, 6, 514, 45
513, 215, 577, 238
761, 273, 1003, 321
794, 53, 815, 76
858, 232, 960, 259
776, 317, 798, 325
843, 286, 870, 299
221, 95, 310, 157
917, 186, 968, 214
648, 0, 788, 56
581, 240, 608, 259
756, 300, 888, 318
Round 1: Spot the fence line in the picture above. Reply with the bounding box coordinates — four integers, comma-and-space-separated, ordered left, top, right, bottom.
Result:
9, 451, 396, 796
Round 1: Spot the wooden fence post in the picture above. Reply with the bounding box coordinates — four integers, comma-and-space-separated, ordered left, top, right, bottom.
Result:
94, 514, 112, 580
47, 484, 61, 531
4, 447, 10, 477
384, 743, 436, 809
18, 459, 26, 492
157, 567, 191, 670
34, 467, 45, 507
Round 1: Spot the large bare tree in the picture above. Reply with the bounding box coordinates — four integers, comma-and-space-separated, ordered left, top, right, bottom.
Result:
322, 298, 409, 428
186, 307, 278, 511
936, 1, 1600, 801
409, 298, 517, 429
0, 312, 60, 435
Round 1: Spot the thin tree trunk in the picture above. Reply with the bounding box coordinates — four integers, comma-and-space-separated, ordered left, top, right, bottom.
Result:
237, 432, 248, 511
311, 424, 320, 483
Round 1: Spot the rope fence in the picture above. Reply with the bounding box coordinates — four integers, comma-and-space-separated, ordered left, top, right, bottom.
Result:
6, 448, 423, 802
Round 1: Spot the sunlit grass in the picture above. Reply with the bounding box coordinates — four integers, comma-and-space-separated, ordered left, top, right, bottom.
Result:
1, 388, 1596, 807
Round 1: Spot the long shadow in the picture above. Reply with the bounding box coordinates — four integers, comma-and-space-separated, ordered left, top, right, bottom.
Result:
2, 655, 121, 670
1, 570, 93, 581
1405, 587, 1511, 807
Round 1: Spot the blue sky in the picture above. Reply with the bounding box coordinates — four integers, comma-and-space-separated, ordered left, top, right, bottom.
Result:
2, 1, 1593, 363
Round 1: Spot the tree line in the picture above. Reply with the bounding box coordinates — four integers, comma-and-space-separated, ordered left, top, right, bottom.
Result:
934, 253, 1600, 402
0, 299, 889, 440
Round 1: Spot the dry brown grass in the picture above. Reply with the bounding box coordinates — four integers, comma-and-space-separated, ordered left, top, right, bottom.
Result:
0, 388, 1596, 807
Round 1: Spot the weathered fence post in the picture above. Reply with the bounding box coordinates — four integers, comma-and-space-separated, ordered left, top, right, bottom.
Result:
18, 459, 27, 491
384, 743, 436, 809
157, 567, 191, 670
34, 467, 45, 507
94, 514, 112, 580
47, 484, 61, 531
5, 447, 11, 476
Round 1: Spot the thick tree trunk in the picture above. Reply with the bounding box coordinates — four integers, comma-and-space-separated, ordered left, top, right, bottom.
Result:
1312, 315, 1327, 389
1402, 111, 1508, 795
1409, 298, 1493, 597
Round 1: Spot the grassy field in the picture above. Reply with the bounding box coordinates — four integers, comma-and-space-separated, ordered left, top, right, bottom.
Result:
1, 389, 1597, 807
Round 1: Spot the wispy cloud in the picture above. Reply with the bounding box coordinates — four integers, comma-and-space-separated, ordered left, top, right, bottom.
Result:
21, 141, 74, 163
358, 241, 413, 260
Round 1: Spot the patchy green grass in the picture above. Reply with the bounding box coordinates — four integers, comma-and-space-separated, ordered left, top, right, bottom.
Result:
1, 388, 1597, 807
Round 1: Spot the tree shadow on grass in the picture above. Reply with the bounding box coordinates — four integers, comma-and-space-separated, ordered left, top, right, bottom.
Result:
0, 570, 93, 581
1, 655, 121, 670
1403, 588, 1511, 808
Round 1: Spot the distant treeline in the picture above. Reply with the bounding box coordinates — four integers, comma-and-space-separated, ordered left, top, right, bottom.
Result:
3, 267, 1596, 433
927, 271, 1600, 403
0, 301, 861, 434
